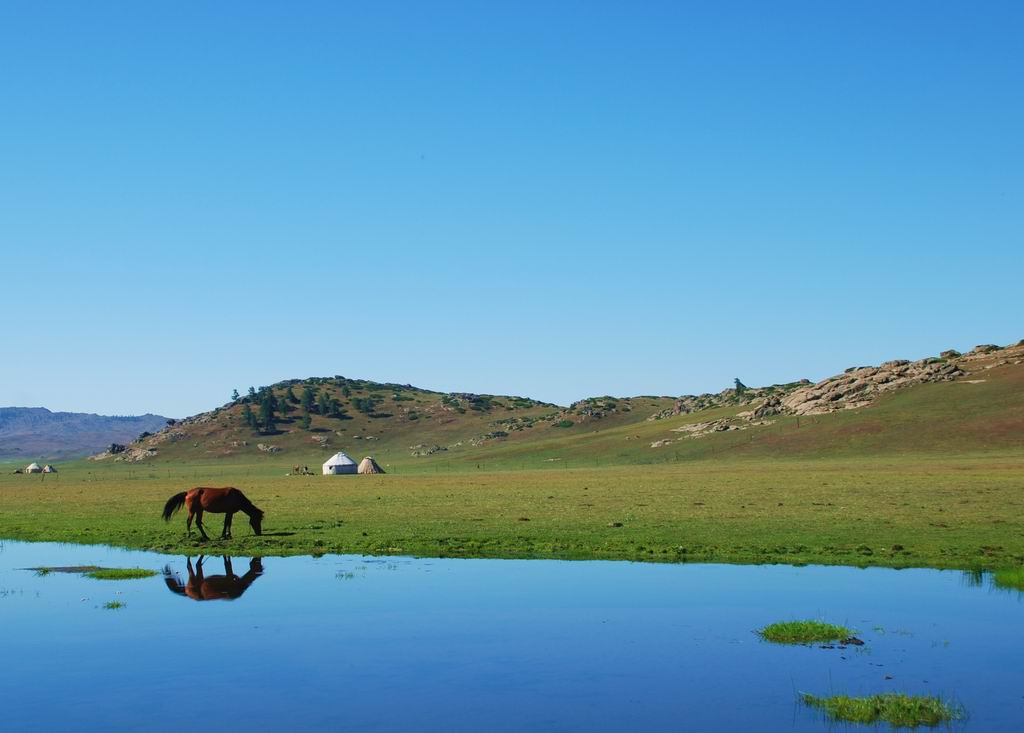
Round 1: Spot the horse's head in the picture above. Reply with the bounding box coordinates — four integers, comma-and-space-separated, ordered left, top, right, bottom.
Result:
162, 566, 186, 596
250, 509, 264, 536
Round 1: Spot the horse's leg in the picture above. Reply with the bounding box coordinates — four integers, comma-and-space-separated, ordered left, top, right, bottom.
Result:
222, 512, 234, 539
224, 556, 234, 576
195, 510, 209, 540
186, 511, 194, 536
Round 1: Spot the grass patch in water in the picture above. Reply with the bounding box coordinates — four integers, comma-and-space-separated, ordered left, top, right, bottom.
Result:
757, 620, 852, 644
992, 567, 1024, 591
801, 692, 963, 727
85, 568, 158, 580
32, 565, 102, 576
29, 565, 154, 577
102, 601, 126, 610
31, 566, 156, 580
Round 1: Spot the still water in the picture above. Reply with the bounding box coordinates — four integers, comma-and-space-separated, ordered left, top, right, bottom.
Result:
1, 540, 1021, 732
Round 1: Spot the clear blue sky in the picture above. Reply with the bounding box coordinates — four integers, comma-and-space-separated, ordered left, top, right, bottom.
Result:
2, 2, 1021, 417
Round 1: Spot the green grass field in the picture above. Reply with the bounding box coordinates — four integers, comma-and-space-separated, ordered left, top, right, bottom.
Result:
2, 453, 1022, 569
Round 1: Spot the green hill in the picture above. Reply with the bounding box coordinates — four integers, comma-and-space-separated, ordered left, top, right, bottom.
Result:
89, 341, 1024, 472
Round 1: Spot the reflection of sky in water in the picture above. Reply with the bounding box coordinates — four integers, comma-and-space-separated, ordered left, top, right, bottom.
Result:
1, 540, 1021, 732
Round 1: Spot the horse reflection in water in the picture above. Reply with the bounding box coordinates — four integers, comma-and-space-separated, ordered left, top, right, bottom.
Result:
163, 556, 263, 601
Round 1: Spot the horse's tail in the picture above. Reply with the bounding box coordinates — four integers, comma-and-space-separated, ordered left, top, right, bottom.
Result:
162, 491, 188, 521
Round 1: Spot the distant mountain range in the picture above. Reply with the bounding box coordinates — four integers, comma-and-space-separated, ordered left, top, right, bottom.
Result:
0, 407, 172, 461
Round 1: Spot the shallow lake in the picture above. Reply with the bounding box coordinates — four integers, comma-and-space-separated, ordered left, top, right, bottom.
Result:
1, 540, 1021, 732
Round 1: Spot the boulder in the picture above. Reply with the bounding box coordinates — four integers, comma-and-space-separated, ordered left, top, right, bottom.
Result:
753, 396, 782, 418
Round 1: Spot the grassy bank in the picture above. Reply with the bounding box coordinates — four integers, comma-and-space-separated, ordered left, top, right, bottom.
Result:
2, 454, 1023, 569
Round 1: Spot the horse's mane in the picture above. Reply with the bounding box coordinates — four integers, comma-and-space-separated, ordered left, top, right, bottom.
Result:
234, 488, 264, 518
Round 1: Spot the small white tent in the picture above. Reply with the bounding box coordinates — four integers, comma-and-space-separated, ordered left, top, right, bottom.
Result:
323, 451, 357, 475
358, 456, 385, 474
25, 462, 42, 474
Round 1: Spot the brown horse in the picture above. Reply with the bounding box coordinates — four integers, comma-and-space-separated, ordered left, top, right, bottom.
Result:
162, 487, 264, 540
163, 556, 263, 601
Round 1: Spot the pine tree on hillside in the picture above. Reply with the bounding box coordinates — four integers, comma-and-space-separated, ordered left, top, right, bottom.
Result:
315, 395, 344, 418
300, 386, 316, 414
341, 385, 351, 398
285, 386, 298, 404
734, 378, 747, 395
231, 389, 240, 402
352, 397, 377, 414
241, 403, 257, 429
299, 410, 312, 430
259, 393, 277, 433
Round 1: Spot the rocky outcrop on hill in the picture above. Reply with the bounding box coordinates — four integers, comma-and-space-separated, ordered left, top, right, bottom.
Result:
780, 359, 965, 415
469, 430, 510, 447
647, 399, 697, 421
409, 444, 447, 457
753, 396, 783, 418
643, 340, 1022, 449
778, 342, 1023, 416
90, 417, 198, 462
646, 382, 809, 422
89, 443, 159, 462
648, 414, 779, 448
560, 397, 633, 423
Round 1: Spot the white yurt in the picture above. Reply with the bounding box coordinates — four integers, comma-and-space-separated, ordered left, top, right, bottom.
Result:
322, 451, 357, 475
25, 462, 42, 474
42, 464, 57, 473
